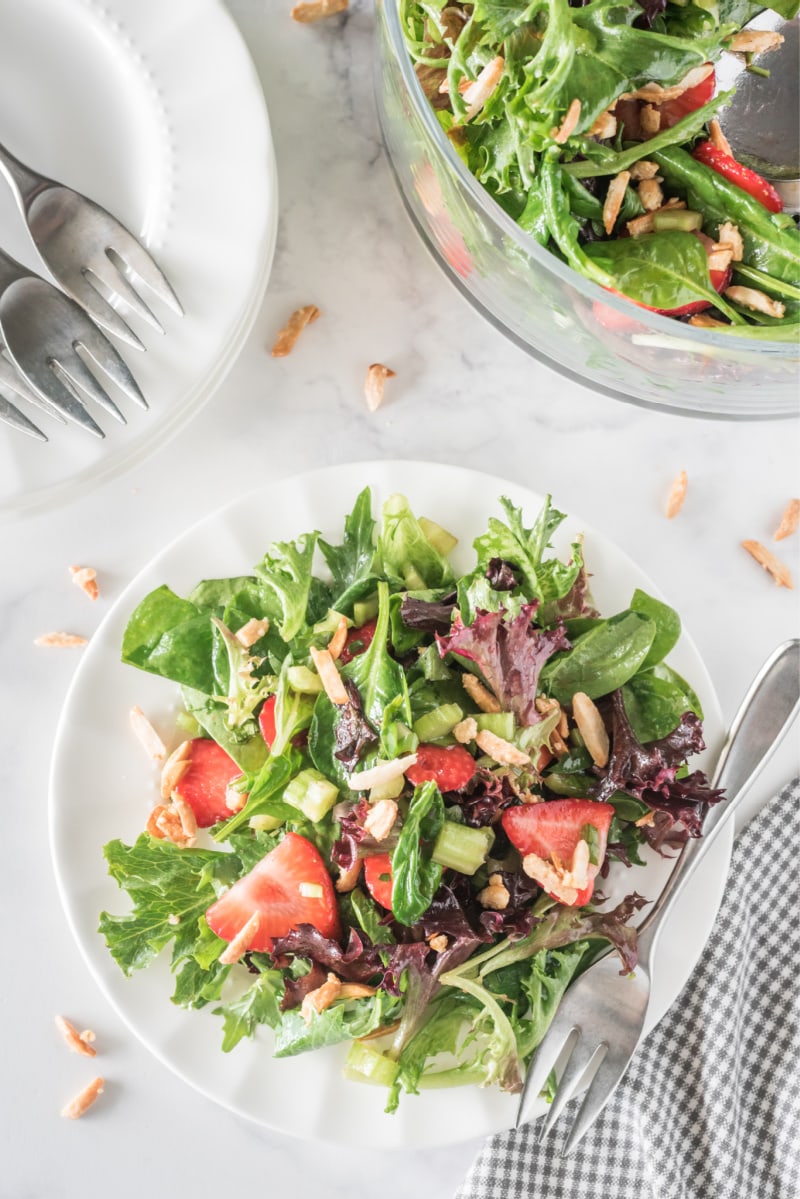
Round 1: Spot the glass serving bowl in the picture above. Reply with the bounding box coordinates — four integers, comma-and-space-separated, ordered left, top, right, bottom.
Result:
375, 0, 799, 419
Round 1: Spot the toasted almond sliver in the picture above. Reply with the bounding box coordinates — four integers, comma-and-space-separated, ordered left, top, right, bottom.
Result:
309, 645, 350, 705
453, 716, 479, 744
172, 795, 198, 841
603, 171, 631, 236
724, 286, 785, 320
774, 499, 800, 542
428, 933, 449, 953
301, 973, 342, 1025
160, 740, 192, 799
69, 565, 99, 601
335, 857, 363, 893
235, 617, 270, 648
327, 615, 349, 660
688, 313, 727, 329
708, 118, 733, 157
291, 0, 347, 24
742, 540, 793, 589
271, 305, 320, 357
589, 109, 617, 140
640, 104, 661, 135
571, 692, 610, 769
61, 1076, 104, 1120
621, 63, 714, 104
729, 29, 784, 55
129, 706, 167, 761
55, 1016, 97, 1059
461, 55, 504, 122
33, 631, 88, 648
339, 982, 378, 1000
363, 798, 399, 842
630, 160, 660, 181
461, 673, 501, 713
717, 221, 744, 262
219, 912, 261, 966
665, 470, 688, 520
635, 811, 655, 827
475, 729, 530, 768
364, 363, 396, 413
637, 178, 664, 213
552, 98, 582, 145
707, 247, 733, 274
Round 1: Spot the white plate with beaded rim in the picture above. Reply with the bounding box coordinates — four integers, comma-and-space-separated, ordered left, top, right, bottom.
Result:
49, 460, 731, 1149
0, 0, 276, 519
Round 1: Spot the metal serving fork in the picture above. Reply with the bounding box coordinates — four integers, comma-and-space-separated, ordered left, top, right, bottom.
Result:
0, 248, 146, 438
0, 139, 182, 349
516, 639, 800, 1155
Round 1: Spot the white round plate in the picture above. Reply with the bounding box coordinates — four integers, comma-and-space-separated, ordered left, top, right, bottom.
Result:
0, 0, 276, 519
50, 461, 731, 1149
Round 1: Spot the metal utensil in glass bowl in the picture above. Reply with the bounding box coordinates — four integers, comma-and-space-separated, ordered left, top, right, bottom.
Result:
375, 0, 799, 419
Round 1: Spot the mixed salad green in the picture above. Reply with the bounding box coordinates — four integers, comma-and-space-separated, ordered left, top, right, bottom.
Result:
400, 0, 800, 335
101, 490, 723, 1110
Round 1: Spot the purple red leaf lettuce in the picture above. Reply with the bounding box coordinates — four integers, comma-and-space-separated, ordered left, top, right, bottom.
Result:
399, 592, 457, 634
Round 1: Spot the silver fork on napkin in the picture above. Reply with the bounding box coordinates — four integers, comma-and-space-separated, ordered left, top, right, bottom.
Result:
0, 139, 182, 349
516, 638, 800, 1154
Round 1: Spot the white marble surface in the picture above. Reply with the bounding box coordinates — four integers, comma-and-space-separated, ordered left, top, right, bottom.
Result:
2, 1, 799, 1196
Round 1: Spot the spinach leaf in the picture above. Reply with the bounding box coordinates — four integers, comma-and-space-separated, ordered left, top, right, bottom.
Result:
254, 531, 319, 642
541, 610, 656, 702
391, 781, 445, 925
339, 887, 396, 945
188, 576, 257, 613
630, 588, 680, 668
540, 151, 614, 288
622, 662, 703, 741
318, 486, 379, 614
121, 585, 219, 695
344, 581, 411, 729
378, 494, 456, 590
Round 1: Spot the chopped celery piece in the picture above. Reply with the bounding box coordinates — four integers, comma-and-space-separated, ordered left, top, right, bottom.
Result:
652, 209, 703, 232
369, 773, 406, 802
249, 813, 284, 831
312, 609, 349, 637
432, 821, 495, 875
175, 709, 202, 736
476, 712, 515, 740
353, 596, 379, 625
283, 768, 339, 822
343, 1040, 399, 1087
287, 664, 324, 694
402, 564, 427, 590
418, 515, 458, 556
413, 703, 464, 742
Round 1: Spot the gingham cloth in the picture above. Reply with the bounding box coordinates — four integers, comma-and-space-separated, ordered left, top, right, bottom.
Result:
456, 777, 800, 1199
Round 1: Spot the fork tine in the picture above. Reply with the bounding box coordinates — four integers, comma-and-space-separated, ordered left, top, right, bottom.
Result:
87, 256, 164, 334
64, 269, 146, 349
0, 394, 47, 440
11, 362, 103, 437
0, 352, 66, 424
52, 355, 126, 425
561, 1051, 633, 1158
537, 1039, 607, 1144
106, 241, 183, 316
75, 326, 147, 411
516, 1025, 579, 1130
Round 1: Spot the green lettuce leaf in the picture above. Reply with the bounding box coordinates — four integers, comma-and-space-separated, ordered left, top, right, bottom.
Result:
318, 486, 379, 613
273, 991, 402, 1057
254, 531, 320, 642
378, 494, 456, 590
216, 969, 285, 1052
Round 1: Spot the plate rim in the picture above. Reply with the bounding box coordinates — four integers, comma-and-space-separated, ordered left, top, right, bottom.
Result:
48, 458, 733, 1149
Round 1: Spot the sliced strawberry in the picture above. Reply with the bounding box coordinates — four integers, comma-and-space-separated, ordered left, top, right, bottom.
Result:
692, 141, 783, 213
405, 743, 477, 792
501, 799, 614, 906
364, 852, 394, 911
173, 738, 242, 828
258, 695, 277, 748
205, 832, 341, 951
658, 66, 715, 129
339, 618, 378, 665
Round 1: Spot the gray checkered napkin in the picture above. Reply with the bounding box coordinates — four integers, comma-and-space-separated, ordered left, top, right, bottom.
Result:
456, 777, 800, 1199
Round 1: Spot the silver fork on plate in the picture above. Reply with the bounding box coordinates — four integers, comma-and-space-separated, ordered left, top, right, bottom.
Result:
516, 638, 800, 1154
0, 139, 182, 349
0, 248, 147, 438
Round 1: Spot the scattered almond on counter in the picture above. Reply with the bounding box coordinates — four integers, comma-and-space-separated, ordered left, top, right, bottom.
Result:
291, 0, 347, 23
69, 565, 99, 601
741, 540, 793, 589
129, 706, 167, 761
665, 470, 688, 519
61, 1076, 105, 1120
271, 304, 320, 356
55, 1016, 97, 1058
774, 499, 800, 542
33, 632, 88, 648
364, 363, 396, 412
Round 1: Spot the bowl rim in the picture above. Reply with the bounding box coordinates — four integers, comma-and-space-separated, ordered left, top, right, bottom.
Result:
380, 0, 796, 356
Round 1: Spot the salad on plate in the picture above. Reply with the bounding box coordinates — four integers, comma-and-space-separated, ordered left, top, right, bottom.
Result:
400, 0, 800, 335
101, 489, 724, 1111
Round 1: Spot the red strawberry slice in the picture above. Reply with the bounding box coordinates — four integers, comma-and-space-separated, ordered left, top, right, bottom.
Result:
658, 66, 715, 129
692, 141, 783, 213
258, 695, 277, 748
502, 799, 614, 906
173, 738, 242, 828
206, 831, 341, 951
405, 743, 477, 792
339, 618, 378, 665
364, 852, 394, 911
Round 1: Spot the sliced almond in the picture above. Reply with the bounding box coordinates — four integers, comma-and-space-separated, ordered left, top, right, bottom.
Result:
521, 852, 579, 906
475, 729, 530, 768
453, 716, 478, 744
708, 118, 733, 157
729, 29, 783, 55
301, 973, 342, 1025
589, 109, 617, 140
635, 810, 655, 827
55, 1015, 97, 1059
364, 363, 396, 413
640, 104, 661, 136
171, 795, 198, 843
69, 565, 99, 601
33, 631, 88, 648
129, 706, 167, 761
717, 221, 743, 262
637, 178, 664, 212
741, 540, 793, 589
327, 615, 349, 660
219, 912, 261, 966
291, 0, 347, 22
309, 645, 349, 705
428, 933, 449, 953
724, 286, 785, 320
363, 798, 399, 842
271, 305, 320, 356
461, 672, 501, 713
339, 982, 378, 1000
603, 171, 631, 236
774, 499, 800, 542
61, 1076, 104, 1120
335, 857, 363, 893
630, 160, 660, 181
706, 246, 733, 274
160, 740, 192, 799
235, 617, 270, 648
665, 470, 688, 520
460, 56, 504, 123
571, 692, 610, 768
552, 98, 582, 145
688, 313, 727, 329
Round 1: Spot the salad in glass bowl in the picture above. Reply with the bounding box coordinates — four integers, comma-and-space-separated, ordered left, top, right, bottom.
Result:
399, 0, 799, 334
100, 489, 724, 1112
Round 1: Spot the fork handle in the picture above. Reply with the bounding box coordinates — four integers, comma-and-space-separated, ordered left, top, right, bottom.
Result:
0, 140, 50, 211
638, 639, 800, 959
